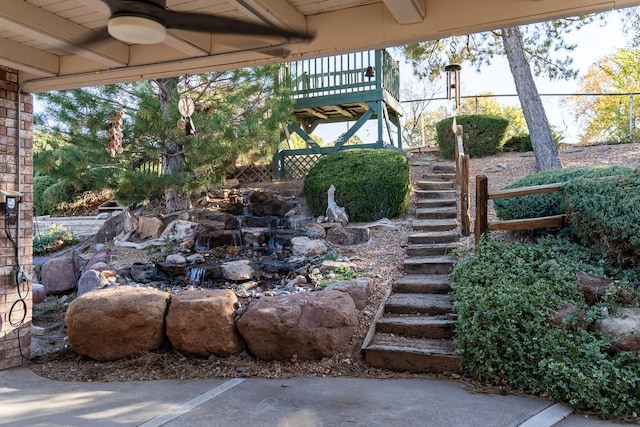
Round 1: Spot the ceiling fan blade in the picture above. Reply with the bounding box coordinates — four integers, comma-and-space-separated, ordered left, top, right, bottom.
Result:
67, 27, 113, 50
160, 10, 313, 41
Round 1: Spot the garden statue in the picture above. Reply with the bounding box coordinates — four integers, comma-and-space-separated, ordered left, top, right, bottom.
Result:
326, 185, 349, 226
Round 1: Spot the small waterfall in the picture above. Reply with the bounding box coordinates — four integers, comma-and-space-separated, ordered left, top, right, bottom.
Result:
187, 267, 206, 285
195, 235, 211, 251
232, 229, 244, 247
242, 195, 251, 216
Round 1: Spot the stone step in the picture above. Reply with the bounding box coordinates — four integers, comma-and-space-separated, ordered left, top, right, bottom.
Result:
376, 315, 455, 339
364, 334, 461, 373
415, 180, 455, 191
416, 198, 457, 209
405, 242, 458, 257
404, 255, 456, 275
431, 164, 457, 174
422, 173, 456, 182
412, 218, 458, 232
415, 190, 456, 200
408, 231, 459, 245
385, 293, 453, 315
415, 207, 457, 220
392, 274, 451, 294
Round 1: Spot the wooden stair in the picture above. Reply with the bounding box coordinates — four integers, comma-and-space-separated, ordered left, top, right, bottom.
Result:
363, 161, 462, 373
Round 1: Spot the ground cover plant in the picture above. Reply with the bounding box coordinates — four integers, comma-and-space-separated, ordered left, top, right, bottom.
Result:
303, 148, 410, 222
33, 225, 77, 255
493, 165, 634, 220
451, 236, 640, 416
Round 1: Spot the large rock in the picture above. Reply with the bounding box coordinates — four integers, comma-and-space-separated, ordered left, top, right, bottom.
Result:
221, 260, 255, 281
76, 269, 110, 297
598, 307, 640, 352
290, 236, 327, 258
95, 211, 137, 244
326, 227, 370, 246
237, 290, 358, 361
325, 278, 371, 310
65, 286, 169, 361
166, 290, 245, 357
40, 256, 80, 295
136, 216, 164, 240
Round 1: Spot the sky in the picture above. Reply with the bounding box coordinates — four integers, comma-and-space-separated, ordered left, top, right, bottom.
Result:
404, 12, 631, 143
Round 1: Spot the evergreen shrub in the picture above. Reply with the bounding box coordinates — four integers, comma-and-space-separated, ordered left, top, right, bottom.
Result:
503, 134, 533, 152
436, 115, 509, 159
451, 236, 640, 415
303, 149, 410, 222
564, 170, 640, 265
493, 165, 633, 220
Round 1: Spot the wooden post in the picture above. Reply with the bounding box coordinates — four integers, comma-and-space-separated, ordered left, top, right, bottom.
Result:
461, 154, 471, 236
475, 175, 489, 245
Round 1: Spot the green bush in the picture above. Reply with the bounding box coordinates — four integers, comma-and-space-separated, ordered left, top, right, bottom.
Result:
36, 179, 76, 216
34, 174, 57, 216
564, 170, 640, 265
303, 149, 410, 222
493, 166, 633, 220
33, 224, 77, 255
451, 236, 640, 415
503, 134, 532, 152
436, 115, 509, 159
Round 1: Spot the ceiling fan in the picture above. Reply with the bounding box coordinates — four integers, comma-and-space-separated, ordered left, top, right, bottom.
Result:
80, 0, 313, 46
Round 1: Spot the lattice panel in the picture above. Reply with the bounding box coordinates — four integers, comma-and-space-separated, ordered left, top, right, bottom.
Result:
230, 165, 272, 183
283, 154, 322, 180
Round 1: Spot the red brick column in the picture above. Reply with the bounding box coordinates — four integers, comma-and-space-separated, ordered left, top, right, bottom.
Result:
0, 66, 33, 370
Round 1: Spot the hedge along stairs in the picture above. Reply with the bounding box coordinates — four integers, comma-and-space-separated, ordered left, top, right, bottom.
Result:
362, 156, 462, 372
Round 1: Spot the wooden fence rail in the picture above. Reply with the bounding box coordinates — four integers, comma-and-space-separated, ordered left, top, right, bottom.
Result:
474, 175, 567, 244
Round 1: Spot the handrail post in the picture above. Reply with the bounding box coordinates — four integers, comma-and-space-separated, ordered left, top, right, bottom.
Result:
461, 154, 471, 236
475, 175, 489, 245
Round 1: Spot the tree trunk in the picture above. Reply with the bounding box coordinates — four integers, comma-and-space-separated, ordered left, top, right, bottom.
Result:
156, 78, 192, 213
502, 27, 563, 171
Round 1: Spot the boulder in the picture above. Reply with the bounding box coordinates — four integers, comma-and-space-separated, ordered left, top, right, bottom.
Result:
598, 307, 640, 352
130, 262, 166, 283
95, 211, 137, 244
221, 260, 255, 281
40, 256, 80, 295
325, 278, 371, 310
326, 227, 370, 246
237, 289, 358, 361
65, 286, 169, 361
76, 269, 110, 297
290, 236, 327, 258
166, 254, 187, 265
546, 302, 585, 329
84, 247, 118, 270
166, 289, 245, 357
577, 272, 633, 305
137, 216, 164, 240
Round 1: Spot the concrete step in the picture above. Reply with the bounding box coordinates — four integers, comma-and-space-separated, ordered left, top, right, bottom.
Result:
422, 173, 455, 182
392, 274, 451, 294
385, 293, 453, 315
405, 242, 458, 257
364, 334, 461, 373
412, 218, 458, 232
408, 231, 459, 245
415, 190, 456, 200
404, 255, 456, 275
416, 198, 457, 209
415, 207, 457, 220
376, 315, 455, 339
415, 180, 455, 191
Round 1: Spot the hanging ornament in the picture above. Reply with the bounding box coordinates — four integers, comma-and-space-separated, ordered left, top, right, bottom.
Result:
178, 95, 196, 136
107, 110, 125, 157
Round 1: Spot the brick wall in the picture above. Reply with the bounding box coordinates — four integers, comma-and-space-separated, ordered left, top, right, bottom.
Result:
0, 66, 33, 370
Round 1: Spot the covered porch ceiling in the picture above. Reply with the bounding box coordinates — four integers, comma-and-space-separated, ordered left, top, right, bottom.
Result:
2, 0, 639, 93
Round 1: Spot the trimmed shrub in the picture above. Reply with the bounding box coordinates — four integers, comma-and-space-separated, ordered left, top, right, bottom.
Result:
303, 149, 410, 222
436, 115, 509, 159
564, 170, 640, 265
493, 165, 633, 220
34, 174, 57, 216
503, 134, 532, 152
451, 236, 640, 416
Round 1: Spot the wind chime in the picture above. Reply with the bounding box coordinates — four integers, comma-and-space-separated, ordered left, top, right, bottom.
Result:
108, 110, 125, 157
177, 74, 196, 136
444, 40, 462, 111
